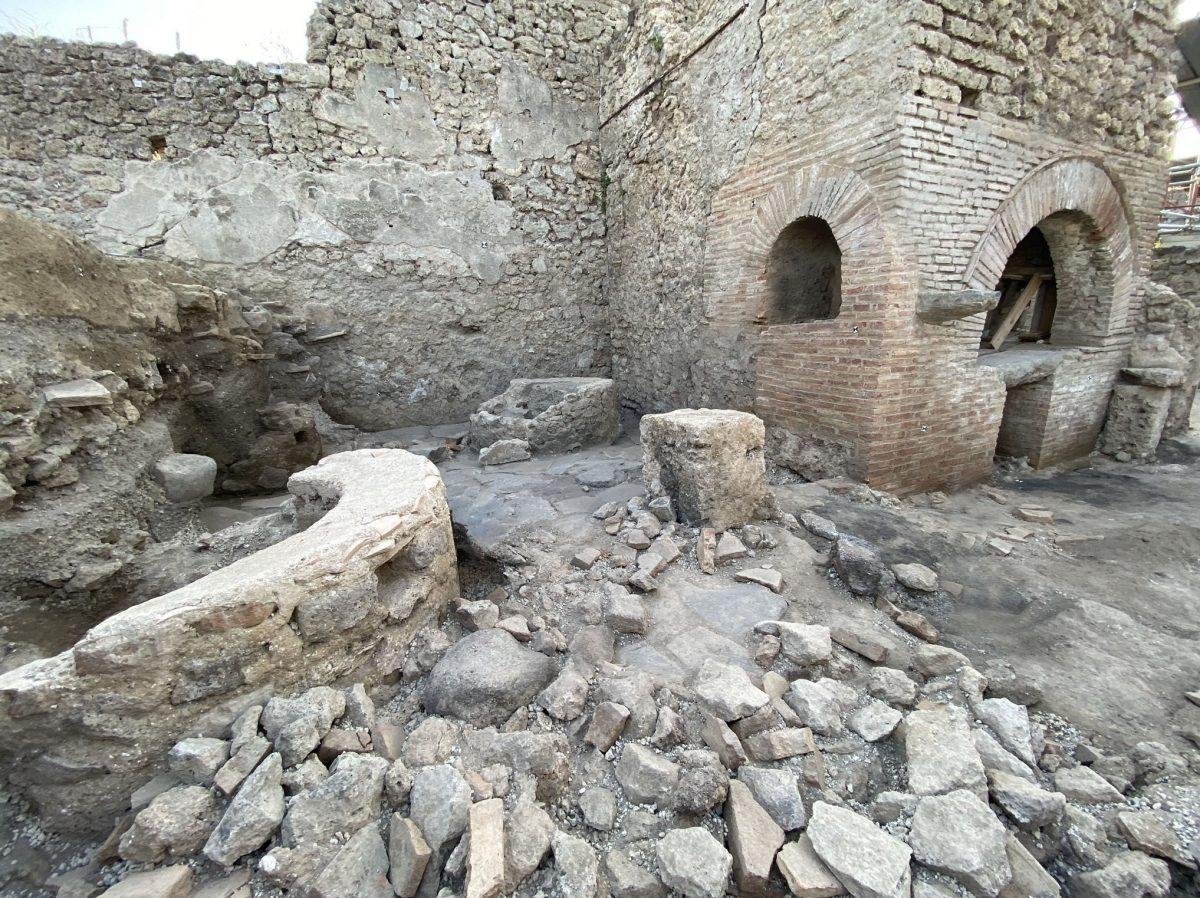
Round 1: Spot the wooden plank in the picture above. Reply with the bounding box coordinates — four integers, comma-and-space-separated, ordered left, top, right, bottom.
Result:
989, 275, 1043, 350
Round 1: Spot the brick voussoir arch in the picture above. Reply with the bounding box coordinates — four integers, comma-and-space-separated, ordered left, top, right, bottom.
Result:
963, 156, 1135, 338
705, 162, 897, 326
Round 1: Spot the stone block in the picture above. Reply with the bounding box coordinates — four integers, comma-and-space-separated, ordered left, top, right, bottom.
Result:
469, 378, 618, 453
640, 409, 767, 530
153, 454, 218, 502
1099, 384, 1171, 459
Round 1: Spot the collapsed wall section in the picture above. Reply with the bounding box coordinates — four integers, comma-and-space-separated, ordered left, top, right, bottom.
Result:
0, 0, 629, 428
0, 448, 458, 832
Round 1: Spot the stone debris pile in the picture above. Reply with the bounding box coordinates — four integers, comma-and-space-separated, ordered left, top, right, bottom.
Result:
469, 378, 620, 464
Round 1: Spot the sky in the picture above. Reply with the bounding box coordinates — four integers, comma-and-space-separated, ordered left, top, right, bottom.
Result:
0, 0, 312, 63
4, 0, 1200, 157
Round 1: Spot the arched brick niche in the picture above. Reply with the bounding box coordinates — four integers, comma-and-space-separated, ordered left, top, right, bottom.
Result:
703, 163, 909, 482
964, 157, 1135, 346
967, 157, 1138, 468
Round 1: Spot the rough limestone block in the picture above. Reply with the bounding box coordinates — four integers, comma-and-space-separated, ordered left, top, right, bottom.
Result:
469, 377, 619, 453
1100, 384, 1171, 458
153, 454, 218, 502
640, 409, 767, 531
43, 378, 113, 408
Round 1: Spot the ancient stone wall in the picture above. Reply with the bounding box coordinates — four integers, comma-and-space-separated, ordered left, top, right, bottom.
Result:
0, 448, 458, 831
0, 0, 629, 429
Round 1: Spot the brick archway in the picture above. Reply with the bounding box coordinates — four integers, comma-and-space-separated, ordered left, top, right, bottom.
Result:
963, 157, 1135, 343
704, 163, 897, 326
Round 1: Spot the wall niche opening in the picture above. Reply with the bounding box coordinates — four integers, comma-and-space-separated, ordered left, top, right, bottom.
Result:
763, 216, 842, 324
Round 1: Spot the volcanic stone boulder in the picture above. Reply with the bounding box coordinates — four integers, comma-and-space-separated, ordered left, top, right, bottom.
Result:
423, 628, 556, 726
469, 377, 619, 454
640, 409, 767, 530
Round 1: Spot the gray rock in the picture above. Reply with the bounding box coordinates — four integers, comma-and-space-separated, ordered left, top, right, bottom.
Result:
909, 790, 1012, 897
309, 824, 390, 898
119, 785, 221, 863
466, 798, 505, 898
973, 729, 1036, 782
702, 714, 749, 769
733, 567, 785, 593
832, 535, 886, 596
726, 780, 785, 896
1116, 810, 1195, 867
536, 666, 590, 721
616, 744, 680, 807
1070, 851, 1170, 898
214, 735, 271, 796
580, 787, 617, 831
401, 716, 459, 767
800, 512, 839, 541
744, 726, 817, 763
1055, 765, 1125, 804
892, 563, 938, 592
807, 802, 912, 898
167, 737, 229, 786
388, 815, 431, 898
43, 378, 112, 408
384, 759, 412, 805
913, 645, 970, 678
905, 704, 987, 797
868, 668, 917, 707
479, 438, 532, 465
776, 834, 846, 898
409, 763, 471, 852
715, 531, 750, 563
999, 835, 1060, 898
552, 830, 601, 898
777, 622, 834, 665
605, 586, 648, 634
785, 679, 848, 735
470, 377, 618, 453
605, 849, 666, 898
423, 628, 555, 726
261, 686, 346, 767
738, 766, 807, 831
596, 669, 658, 738
281, 753, 388, 848
974, 698, 1036, 767
988, 770, 1066, 830
204, 753, 285, 866
656, 827, 733, 898
505, 800, 554, 889
98, 867, 192, 898
153, 454, 218, 502
228, 705, 263, 755
342, 683, 376, 730
456, 598, 500, 631
849, 701, 902, 742
675, 750, 730, 814
870, 791, 918, 824
282, 755, 329, 796
585, 701, 630, 751
695, 659, 770, 721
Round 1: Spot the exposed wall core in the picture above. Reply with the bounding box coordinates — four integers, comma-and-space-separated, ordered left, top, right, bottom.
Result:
763, 216, 842, 324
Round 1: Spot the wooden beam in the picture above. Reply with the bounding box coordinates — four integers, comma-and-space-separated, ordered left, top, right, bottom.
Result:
989, 276, 1043, 350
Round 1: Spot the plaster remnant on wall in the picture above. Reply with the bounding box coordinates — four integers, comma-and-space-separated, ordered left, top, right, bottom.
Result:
489, 61, 593, 173
313, 64, 450, 162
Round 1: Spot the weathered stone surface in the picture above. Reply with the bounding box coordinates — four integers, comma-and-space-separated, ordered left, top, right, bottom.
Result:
605, 586, 648, 635
913, 645, 970, 677
656, 827, 733, 898
832, 536, 886, 596
702, 714, 748, 769
715, 531, 750, 563
616, 744, 679, 806
153, 454, 218, 502
505, 800, 554, 889
1116, 810, 1195, 867
807, 802, 912, 898
596, 669, 658, 738
776, 834, 847, 898
975, 698, 1036, 767
1055, 765, 1125, 804
778, 622, 834, 665
785, 679, 848, 735
424, 628, 555, 726
409, 763, 471, 852
43, 378, 112, 408
726, 780, 785, 896
261, 686, 347, 767
892, 563, 938, 592
214, 736, 270, 796
281, 753, 388, 849
831, 628, 891, 664
586, 701, 631, 751
695, 658, 770, 721
849, 701, 902, 742
98, 866, 192, 898
536, 666, 590, 721
909, 790, 1012, 897
204, 753, 284, 867
988, 770, 1066, 830
733, 567, 785, 593
166, 737, 229, 786
641, 409, 767, 531
580, 786, 618, 831
388, 815, 431, 898
119, 785, 221, 863
973, 729, 1036, 782
738, 766, 807, 831
479, 438, 532, 465
466, 798, 506, 898
800, 512, 839, 541
905, 704, 987, 797
744, 726, 817, 762
605, 848, 667, 898
1070, 851, 1171, 898
998, 835, 1060, 898
309, 824, 391, 898
470, 378, 619, 453
869, 668, 917, 706
552, 830, 601, 898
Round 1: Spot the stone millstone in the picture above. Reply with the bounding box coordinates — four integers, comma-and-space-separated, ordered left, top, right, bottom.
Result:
424, 628, 555, 726
807, 802, 912, 898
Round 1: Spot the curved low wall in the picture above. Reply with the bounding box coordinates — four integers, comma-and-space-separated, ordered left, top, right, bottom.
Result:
0, 448, 459, 833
